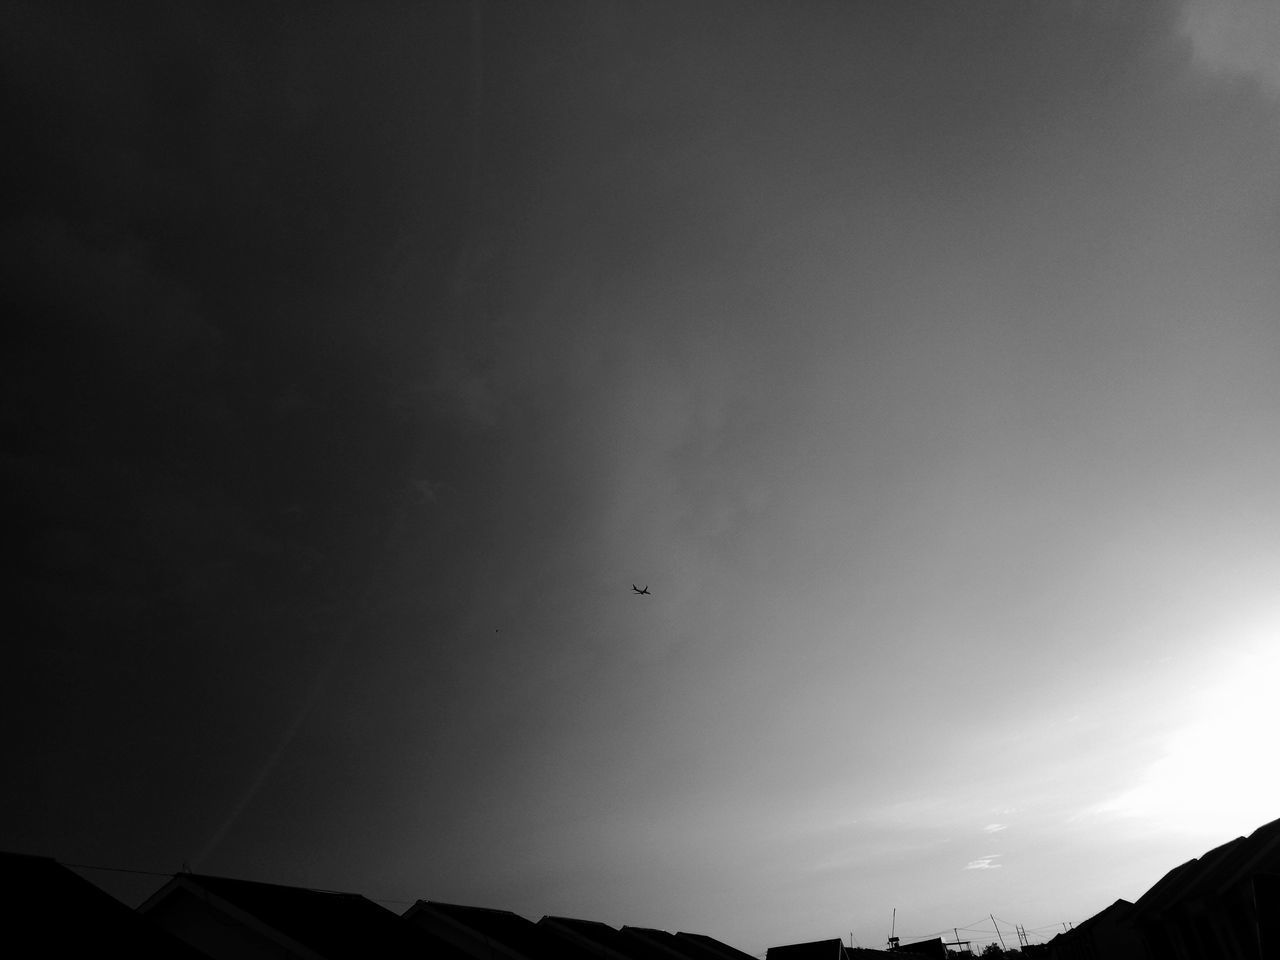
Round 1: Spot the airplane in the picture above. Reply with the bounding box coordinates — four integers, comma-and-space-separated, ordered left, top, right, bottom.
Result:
631, 584, 650, 595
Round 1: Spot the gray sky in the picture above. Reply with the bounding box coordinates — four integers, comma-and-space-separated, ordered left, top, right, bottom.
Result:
4, 0, 1280, 952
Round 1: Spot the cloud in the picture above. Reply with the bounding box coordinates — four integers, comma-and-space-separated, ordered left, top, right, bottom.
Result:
1181, 0, 1280, 96
983, 823, 1008, 834
964, 855, 1003, 870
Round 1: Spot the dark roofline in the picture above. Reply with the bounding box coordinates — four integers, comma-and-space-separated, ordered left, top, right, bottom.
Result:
764, 937, 847, 960
680, 936, 757, 960
0, 852, 213, 959
1131, 857, 1200, 915
623, 925, 724, 960
539, 915, 627, 960
1070, 897, 1135, 935
1132, 816, 1280, 918
143, 871, 445, 960
140, 869, 361, 905
139, 874, 324, 959
408, 899, 606, 960
675, 932, 759, 960
1212, 815, 1280, 897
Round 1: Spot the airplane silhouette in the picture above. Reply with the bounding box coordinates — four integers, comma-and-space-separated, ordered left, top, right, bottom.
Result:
631, 584, 650, 595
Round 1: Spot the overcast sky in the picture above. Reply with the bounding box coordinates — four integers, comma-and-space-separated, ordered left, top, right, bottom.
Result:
5, 0, 1280, 953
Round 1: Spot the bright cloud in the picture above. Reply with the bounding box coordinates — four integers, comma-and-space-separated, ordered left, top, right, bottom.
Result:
983, 824, 1007, 834
964, 855, 1002, 870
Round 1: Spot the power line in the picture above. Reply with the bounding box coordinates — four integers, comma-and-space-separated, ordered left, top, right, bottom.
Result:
60, 861, 174, 878
60, 859, 415, 906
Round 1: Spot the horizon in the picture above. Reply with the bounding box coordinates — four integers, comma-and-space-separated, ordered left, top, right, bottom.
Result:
52, 812, 1279, 954
5, 2, 1280, 957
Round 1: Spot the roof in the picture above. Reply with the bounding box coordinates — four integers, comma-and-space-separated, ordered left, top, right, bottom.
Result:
623, 926, 728, 960
536, 917, 761, 960
0, 851, 210, 958
407, 901, 602, 960
141, 872, 459, 959
764, 937, 848, 960
674, 932, 760, 960
1131, 814, 1280, 920
1208, 815, 1280, 897
1130, 857, 1201, 915
1068, 897, 1134, 936
542, 914, 674, 960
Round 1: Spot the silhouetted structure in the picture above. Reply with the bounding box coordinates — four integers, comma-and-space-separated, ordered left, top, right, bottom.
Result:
141, 872, 466, 959
677, 931, 764, 960
0, 852, 210, 958
893, 937, 946, 959
542, 914, 726, 960
543, 914, 657, 960
764, 939, 932, 960
1042, 899, 1141, 960
1048, 815, 1280, 960
406, 900, 603, 960
766, 937, 852, 960
10, 816, 1280, 960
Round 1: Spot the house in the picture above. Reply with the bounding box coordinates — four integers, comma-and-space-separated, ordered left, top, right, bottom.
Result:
1043, 898, 1142, 960
405, 900, 614, 960
1129, 815, 1280, 959
676, 931, 763, 960
623, 925, 758, 960
1050, 814, 1280, 960
765, 936, 851, 960
540, 913, 687, 960
140, 871, 467, 959
0, 851, 210, 958
532, 911, 752, 960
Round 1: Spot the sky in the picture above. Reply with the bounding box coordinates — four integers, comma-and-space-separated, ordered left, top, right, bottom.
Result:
3, 0, 1280, 953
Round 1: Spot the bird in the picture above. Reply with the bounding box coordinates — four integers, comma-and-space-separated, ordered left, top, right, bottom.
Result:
631, 584, 650, 595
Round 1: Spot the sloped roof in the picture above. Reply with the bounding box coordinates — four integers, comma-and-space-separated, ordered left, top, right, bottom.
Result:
1208, 815, 1280, 897
623, 925, 722, 960
1130, 856, 1201, 915
542, 916, 637, 960
408, 901, 603, 960
0, 851, 210, 958
537, 926, 757, 960
542, 914, 676, 960
142, 872, 458, 959
1070, 897, 1133, 934
1131, 814, 1280, 919
674, 931, 760, 960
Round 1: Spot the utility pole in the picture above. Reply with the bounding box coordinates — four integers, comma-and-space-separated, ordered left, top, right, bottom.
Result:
990, 915, 1006, 951
944, 929, 973, 955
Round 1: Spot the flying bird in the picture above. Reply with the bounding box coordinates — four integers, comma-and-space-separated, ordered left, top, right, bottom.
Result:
631, 584, 650, 595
